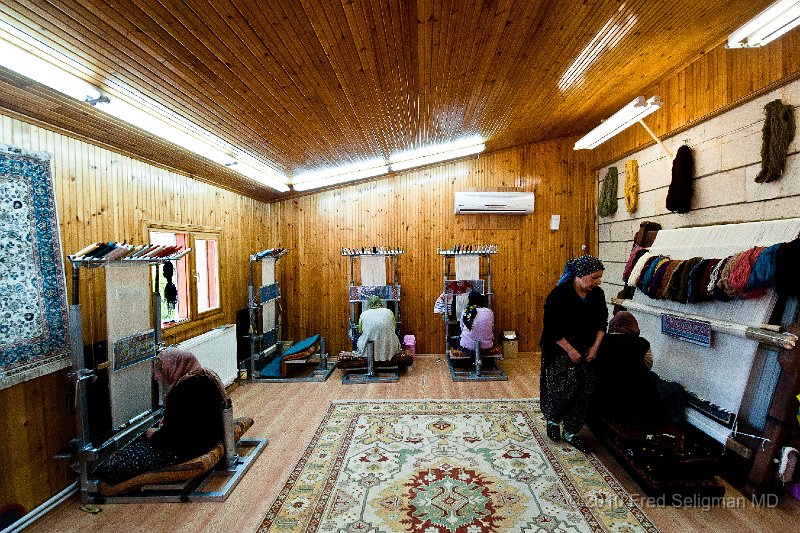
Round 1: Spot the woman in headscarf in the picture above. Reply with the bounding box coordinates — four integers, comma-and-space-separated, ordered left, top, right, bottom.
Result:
357, 295, 401, 363
94, 348, 227, 485
459, 291, 494, 354
594, 311, 686, 426
540, 254, 607, 453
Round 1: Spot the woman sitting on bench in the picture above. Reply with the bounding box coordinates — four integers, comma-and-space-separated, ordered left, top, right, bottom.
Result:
94, 348, 226, 484
459, 291, 494, 355
357, 295, 400, 363
593, 311, 686, 427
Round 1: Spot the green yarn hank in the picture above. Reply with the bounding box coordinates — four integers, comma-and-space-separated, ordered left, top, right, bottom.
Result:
598, 166, 618, 217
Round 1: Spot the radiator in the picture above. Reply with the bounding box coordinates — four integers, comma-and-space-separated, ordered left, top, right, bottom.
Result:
177, 325, 237, 386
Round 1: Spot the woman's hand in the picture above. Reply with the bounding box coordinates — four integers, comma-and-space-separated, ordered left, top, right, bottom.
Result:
145, 428, 158, 440
585, 346, 598, 363
567, 348, 583, 364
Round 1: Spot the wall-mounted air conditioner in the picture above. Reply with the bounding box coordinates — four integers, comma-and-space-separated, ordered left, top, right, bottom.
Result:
454, 191, 535, 215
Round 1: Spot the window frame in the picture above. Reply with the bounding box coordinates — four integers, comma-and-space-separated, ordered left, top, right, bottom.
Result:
146, 221, 224, 331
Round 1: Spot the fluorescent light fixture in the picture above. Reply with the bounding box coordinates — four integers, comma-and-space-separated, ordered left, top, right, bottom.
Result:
0, 22, 289, 192
292, 158, 388, 191
728, 0, 800, 48
0, 37, 101, 102
389, 135, 485, 171
574, 96, 662, 150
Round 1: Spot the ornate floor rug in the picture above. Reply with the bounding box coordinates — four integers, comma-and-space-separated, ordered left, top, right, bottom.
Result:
257, 399, 659, 532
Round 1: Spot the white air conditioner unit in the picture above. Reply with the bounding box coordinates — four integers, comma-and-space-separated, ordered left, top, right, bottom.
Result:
454, 191, 534, 215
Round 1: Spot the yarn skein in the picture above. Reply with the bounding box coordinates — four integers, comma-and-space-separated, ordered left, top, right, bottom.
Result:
624, 159, 639, 213
598, 167, 618, 217
755, 99, 796, 184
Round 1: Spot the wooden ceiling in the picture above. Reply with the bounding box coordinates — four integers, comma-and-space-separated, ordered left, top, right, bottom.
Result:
0, 0, 776, 201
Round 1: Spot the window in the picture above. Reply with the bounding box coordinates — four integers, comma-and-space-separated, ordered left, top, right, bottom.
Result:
148, 223, 222, 327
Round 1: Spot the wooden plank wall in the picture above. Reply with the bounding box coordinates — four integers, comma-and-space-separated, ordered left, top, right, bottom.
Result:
0, 113, 272, 513
589, 31, 800, 170
269, 137, 595, 357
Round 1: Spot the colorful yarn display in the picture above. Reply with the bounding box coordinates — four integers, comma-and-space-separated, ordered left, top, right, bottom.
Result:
622, 238, 800, 303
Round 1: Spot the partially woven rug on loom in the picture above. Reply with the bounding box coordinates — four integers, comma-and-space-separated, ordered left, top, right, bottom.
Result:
257, 399, 659, 532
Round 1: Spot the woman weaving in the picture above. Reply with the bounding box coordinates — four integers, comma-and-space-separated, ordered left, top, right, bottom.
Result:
540, 254, 607, 453
94, 348, 226, 484
357, 295, 401, 363
459, 290, 495, 354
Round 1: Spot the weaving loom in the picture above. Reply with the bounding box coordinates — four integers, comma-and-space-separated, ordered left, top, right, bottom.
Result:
341, 247, 408, 384
67, 251, 265, 502
438, 246, 507, 382
247, 248, 335, 382
613, 219, 800, 494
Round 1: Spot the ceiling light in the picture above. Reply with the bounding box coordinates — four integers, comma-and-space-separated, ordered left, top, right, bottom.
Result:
389, 136, 485, 172
0, 22, 289, 192
728, 0, 800, 48
292, 159, 388, 191
0, 37, 101, 102
574, 96, 662, 150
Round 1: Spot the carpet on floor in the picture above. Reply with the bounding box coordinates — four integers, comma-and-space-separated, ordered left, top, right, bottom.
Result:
257, 398, 659, 532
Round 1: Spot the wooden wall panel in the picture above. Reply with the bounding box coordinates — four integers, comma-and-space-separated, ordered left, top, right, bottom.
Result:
590, 31, 800, 169
269, 137, 595, 357
0, 112, 273, 513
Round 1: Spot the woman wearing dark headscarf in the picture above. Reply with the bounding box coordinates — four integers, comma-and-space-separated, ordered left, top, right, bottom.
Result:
94, 348, 226, 484
594, 311, 686, 426
540, 254, 607, 453
459, 291, 495, 354
357, 295, 401, 362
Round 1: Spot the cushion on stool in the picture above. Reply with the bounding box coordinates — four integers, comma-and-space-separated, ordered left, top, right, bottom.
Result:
98, 416, 254, 496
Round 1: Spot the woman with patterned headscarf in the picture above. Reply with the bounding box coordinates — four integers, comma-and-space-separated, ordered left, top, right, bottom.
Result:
540, 254, 608, 453
459, 291, 494, 354
357, 295, 401, 362
94, 348, 227, 485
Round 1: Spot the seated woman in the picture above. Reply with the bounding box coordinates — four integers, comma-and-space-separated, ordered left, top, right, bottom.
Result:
459, 291, 494, 355
357, 295, 401, 363
94, 348, 226, 485
593, 311, 686, 427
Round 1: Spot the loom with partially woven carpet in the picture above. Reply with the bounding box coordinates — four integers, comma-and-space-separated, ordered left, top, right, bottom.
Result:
610, 219, 800, 496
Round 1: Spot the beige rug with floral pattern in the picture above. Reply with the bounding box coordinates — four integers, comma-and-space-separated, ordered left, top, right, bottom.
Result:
257, 399, 659, 532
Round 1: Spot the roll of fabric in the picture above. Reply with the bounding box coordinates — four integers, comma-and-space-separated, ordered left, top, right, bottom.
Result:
638, 256, 667, 294
677, 257, 703, 303
647, 258, 672, 299
627, 251, 656, 288
655, 260, 681, 300
624, 159, 639, 213
748, 242, 780, 291
666, 145, 694, 213
598, 167, 618, 217
730, 246, 766, 299
711, 257, 733, 301
622, 245, 648, 283
687, 258, 712, 303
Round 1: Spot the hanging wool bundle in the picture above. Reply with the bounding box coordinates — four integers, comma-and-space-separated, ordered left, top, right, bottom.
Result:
624, 159, 639, 213
163, 261, 178, 311
666, 145, 694, 213
598, 166, 618, 217
755, 99, 796, 184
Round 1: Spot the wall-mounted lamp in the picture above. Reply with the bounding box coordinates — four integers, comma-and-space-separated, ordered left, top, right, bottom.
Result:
389, 135, 485, 171
728, 0, 800, 48
574, 96, 669, 156
0, 21, 290, 192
